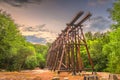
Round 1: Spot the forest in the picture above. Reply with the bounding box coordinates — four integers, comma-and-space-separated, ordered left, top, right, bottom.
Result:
0, 12, 49, 71
0, 0, 120, 74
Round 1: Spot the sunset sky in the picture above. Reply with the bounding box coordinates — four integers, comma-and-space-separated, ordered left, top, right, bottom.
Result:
0, 0, 115, 44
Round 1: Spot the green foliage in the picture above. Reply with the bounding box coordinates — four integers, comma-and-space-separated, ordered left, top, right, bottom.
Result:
34, 44, 48, 68
85, 32, 93, 40
89, 40, 107, 71
11, 46, 36, 70
0, 11, 26, 70
85, 32, 110, 72
83, 0, 120, 73
24, 56, 38, 69
111, 0, 120, 29
103, 28, 120, 73
36, 53, 46, 69
0, 11, 49, 71
102, 0, 120, 73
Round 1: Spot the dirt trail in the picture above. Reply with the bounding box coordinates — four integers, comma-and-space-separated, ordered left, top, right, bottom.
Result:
0, 70, 119, 80
0, 69, 54, 80
0, 69, 84, 80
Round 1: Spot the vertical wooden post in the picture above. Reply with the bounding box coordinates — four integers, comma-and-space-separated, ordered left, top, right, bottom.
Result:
77, 28, 84, 71
80, 27, 94, 71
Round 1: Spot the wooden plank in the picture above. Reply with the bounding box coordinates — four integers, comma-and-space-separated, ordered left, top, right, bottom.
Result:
58, 44, 66, 70
76, 12, 92, 26
68, 11, 84, 26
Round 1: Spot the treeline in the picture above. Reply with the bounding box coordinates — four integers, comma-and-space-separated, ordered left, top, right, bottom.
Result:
0, 10, 48, 71
84, 0, 120, 73
84, 30, 120, 73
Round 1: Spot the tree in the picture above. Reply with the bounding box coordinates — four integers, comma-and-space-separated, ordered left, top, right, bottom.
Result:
102, 0, 120, 73
110, 0, 120, 29
89, 39, 108, 71
24, 55, 38, 69
34, 44, 48, 68
0, 10, 38, 71
0, 11, 23, 69
103, 28, 120, 73
85, 32, 93, 40
85, 32, 110, 71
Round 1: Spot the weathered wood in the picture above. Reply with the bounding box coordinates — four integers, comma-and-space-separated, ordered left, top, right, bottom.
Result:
76, 12, 91, 26
46, 11, 94, 74
68, 11, 84, 26
58, 45, 66, 70
80, 27, 94, 71
84, 75, 98, 80
109, 74, 118, 80
77, 30, 84, 71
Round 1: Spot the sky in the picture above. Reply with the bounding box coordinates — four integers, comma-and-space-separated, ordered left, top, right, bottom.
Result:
0, 0, 115, 44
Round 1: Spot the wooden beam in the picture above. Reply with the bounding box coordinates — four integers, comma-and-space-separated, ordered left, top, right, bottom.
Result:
76, 12, 91, 26
68, 11, 84, 26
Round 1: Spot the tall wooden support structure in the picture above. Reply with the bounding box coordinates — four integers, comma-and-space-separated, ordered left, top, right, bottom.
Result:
46, 11, 94, 75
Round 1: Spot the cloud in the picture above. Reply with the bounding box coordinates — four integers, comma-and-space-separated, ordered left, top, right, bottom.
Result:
0, 0, 42, 7
84, 16, 112, 33
34, 32, 57, 43
25, 35, 46, 44
88, 0, 110, 6
19, 24, 57, 43
23, 31, 57, 44
97, 0, 110, 4
21, 24, 47, 32
19, 16, 112, 44
88, 2, 97, 6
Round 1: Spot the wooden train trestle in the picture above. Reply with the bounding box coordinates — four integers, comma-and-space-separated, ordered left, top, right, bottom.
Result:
46, 11, 94, 75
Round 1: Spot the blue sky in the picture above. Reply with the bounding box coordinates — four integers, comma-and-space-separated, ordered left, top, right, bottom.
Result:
0, 0, 115, 44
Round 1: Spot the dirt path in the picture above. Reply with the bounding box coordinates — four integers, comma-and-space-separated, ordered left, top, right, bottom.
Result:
0, 69, 83, 80
0, 69, 54, 80
0, 70, 119, 80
